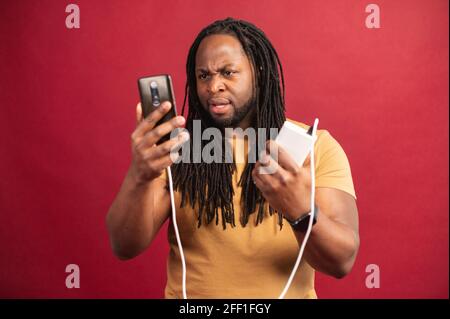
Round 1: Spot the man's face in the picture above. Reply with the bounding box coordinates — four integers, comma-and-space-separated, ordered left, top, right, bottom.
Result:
195, 34, 255, 128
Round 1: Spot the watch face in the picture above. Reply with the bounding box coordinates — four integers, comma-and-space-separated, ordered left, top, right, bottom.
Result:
291, 210, 317, 232
292, 214, 311, 232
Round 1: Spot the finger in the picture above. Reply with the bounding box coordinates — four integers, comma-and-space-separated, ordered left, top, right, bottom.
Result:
148, 131, 190, 160
258, 150, 283, 175
259, 142, 280, 166
148, 152, 180, 173
262, 152, 298, 187
252, 160, 285, 194
134, 101, 175, 138
259, 152, 297, 190
252, 164, 266, 191
266, 140, 300, 173
141, 115, 186, 148
136, 102, 143, 126
254, 156, 284, 183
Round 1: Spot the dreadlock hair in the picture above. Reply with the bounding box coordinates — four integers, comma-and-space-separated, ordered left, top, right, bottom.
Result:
171, 17, 286, 229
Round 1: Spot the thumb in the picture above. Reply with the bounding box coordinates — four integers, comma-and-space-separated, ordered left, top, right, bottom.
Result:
136, 102, 143, 126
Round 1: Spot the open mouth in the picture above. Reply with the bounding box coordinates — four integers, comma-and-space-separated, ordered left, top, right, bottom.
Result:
208, 98, 232, 115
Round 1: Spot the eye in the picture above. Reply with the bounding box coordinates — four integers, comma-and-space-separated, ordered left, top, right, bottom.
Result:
223, 70, 234, 77
198, 73, 209, 80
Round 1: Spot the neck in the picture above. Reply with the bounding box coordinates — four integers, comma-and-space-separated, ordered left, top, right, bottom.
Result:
237, 108, 255, 130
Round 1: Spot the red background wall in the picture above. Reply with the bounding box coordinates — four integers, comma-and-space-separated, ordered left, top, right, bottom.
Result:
0, 0, 448, 298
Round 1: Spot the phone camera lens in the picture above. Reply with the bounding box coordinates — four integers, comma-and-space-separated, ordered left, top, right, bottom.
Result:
150, 81, 161, 106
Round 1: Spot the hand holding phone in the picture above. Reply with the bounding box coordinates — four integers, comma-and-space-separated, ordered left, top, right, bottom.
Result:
137, 74, 178, 144
130, 75, 189, 184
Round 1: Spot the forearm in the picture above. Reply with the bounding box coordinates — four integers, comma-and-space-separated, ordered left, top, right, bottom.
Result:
106, 167, 155, 260
293, 209, 360, 278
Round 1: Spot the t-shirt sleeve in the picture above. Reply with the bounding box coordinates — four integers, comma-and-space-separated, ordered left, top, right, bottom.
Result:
314, 130, 357, 199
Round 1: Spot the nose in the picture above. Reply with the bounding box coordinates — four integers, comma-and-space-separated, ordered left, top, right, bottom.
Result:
207, 74, 225, 94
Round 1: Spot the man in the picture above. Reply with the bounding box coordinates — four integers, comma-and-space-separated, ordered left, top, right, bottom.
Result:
106, 17, 359, 298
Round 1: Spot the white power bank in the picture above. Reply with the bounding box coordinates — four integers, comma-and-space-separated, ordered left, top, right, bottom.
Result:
275, 121, 317, 166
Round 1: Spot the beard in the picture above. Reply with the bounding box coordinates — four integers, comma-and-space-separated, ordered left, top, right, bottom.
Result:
203, 95, 256, 129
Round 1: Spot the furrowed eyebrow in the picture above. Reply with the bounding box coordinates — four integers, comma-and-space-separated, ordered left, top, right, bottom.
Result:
196, 64, 237, 72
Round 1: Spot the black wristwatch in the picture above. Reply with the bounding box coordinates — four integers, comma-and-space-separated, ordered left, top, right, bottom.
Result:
285, 205, 319, 232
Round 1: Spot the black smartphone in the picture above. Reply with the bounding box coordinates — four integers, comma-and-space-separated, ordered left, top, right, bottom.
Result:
137, 74, 178, 144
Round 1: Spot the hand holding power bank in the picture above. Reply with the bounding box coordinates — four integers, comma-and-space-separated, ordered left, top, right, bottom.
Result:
275, 120, 318, 167
168, 118, 320, 299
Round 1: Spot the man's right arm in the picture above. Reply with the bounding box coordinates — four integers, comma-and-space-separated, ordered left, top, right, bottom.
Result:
106, 167, 171, 260
106, 101, 188, 260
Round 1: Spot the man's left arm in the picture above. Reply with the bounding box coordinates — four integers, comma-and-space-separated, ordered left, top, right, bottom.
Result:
293, 187, 359, 279
252, 140, 359, 279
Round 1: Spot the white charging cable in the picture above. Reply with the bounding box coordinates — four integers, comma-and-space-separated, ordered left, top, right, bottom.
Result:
278, 118, 319, 299
167, 118, 319, 300
167, 166, 187, 299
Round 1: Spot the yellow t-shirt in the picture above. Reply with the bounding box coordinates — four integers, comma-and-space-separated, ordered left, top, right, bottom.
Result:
161, 119, 356, 299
